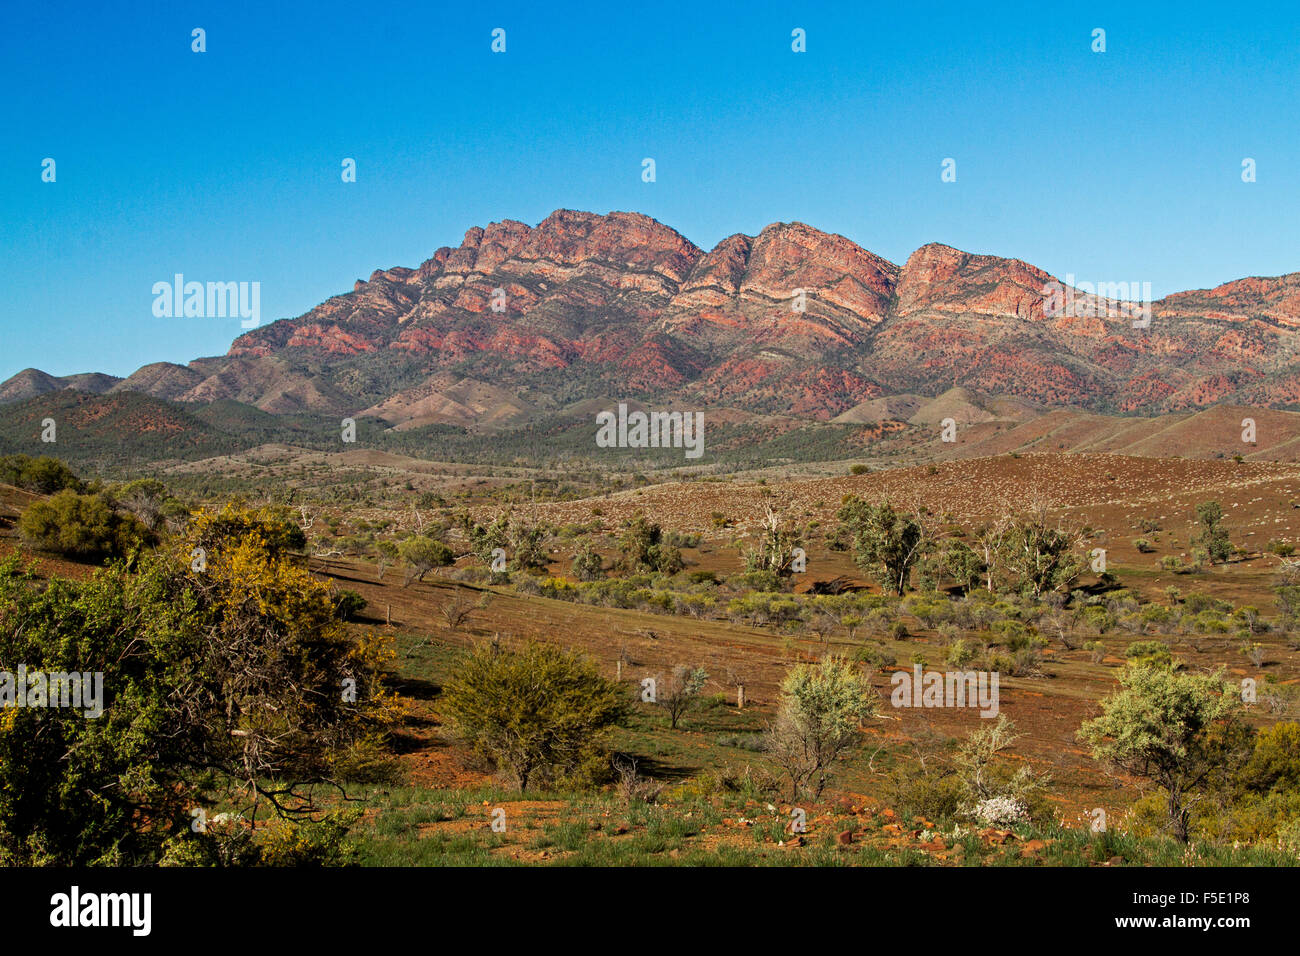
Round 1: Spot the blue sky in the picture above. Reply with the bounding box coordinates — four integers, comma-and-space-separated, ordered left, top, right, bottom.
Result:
2, 0, 1298, 380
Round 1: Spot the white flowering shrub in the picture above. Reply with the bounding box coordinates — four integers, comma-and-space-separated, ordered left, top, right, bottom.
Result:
970, 795, 1029, 828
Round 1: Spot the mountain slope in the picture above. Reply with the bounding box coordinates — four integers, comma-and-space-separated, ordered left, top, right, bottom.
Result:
6, 209, 1300, 421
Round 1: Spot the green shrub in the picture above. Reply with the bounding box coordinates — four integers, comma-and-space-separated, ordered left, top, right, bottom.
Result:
885, 763, 963, 822
441, 641, 628, 791
18, 490, 148, 561
509, 522, 550, 571
1184, 591, 1225, 614
991, 620, 1044, 652
0, 454, 81, 494
1194, 610, 1231, 634
946, 639, 976, 668
855, 643, 897, 671
728, 570, 784, 593
1125, 640, 1173, 669
332, 589, 368, 621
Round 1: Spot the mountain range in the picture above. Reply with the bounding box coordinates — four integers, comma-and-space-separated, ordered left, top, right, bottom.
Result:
6, 208, 1300, 428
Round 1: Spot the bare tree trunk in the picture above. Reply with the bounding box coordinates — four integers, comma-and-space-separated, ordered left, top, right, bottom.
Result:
1169, 786, 1190, 843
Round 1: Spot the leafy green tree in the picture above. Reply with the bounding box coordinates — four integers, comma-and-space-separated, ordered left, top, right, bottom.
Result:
765, 655, 876, 799
468, 514, 510, 565
398, 535, 454, 584
441, 641, 628, 791
1078, 665, 1243, 842
1194, 501, 1232, 564
1241, 722, 1300, 794
0, 454, 82, 494
837, 497, 925, 595
18, 490, 148, 561
924, 537, 984, 593
1003, 508, 1084, 598
618, 514, 683, 574
509, 522, 550, 571
0, 504, 401, 865
374, 539, 400, 580
111, 478, 172, 531
570, 541, 604, 581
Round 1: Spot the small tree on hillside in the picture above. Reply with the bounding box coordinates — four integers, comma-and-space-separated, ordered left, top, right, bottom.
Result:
111, 478, 171, 531
374, 539, 399, 581
973, 515, 1013, 593
655, 665, 709, 729
924, 536, 985, 594
468, 514, 510, 565
571, 541, 604, 581
742, 504, 800, 577
399, 536, 454, 585
1078, 664, 1243, 843
1003, 503, 1086, 598
765, 655, 877, 799
837, 497, 925, 595
618, 514, 682, 574
509, 522, 550, 572
1194, 501, 1232, 564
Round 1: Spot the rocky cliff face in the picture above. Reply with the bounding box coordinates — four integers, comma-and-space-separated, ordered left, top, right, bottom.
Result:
8, 209, 1300, 420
